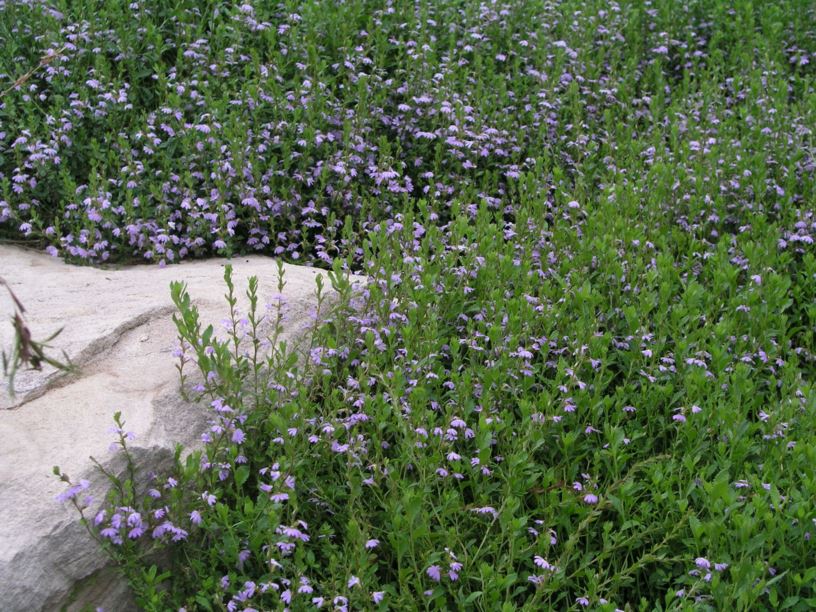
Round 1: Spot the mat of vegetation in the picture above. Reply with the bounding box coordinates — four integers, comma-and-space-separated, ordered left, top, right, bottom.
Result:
4, 0, 816, 609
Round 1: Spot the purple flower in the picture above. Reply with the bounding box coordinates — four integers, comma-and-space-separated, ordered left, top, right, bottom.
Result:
426, 565, 442, 582
56, 479, 91, 504
100, 527, 118, 540
372, 591, 385, 604
237, 549, 251, 568
365, 538, 380, 549
472, 506, 498, 518
534, 556, 555, 571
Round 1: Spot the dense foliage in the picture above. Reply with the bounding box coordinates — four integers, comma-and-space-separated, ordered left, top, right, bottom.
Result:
4, 0, 816, 609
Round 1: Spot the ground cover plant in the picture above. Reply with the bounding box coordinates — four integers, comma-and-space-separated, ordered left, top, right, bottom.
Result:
2, 0, 816, 609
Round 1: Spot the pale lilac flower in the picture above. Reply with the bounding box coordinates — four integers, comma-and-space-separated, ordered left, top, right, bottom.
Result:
472, 506, 498, 518
534, 556, 555, 571
237, 549, 251, 568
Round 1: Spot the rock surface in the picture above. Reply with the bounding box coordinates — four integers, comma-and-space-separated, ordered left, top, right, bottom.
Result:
0, 245, 358, 611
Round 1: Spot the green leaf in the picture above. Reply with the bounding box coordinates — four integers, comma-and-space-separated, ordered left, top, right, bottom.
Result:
235, 465, 250, 489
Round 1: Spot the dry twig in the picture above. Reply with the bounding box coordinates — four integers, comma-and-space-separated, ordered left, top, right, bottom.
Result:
1, 276, 73, 397
0, 45, 66, 100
